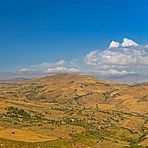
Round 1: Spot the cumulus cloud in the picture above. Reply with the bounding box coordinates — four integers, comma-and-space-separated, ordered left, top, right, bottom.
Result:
46, 67, 79, 73
109, 41, 120, 49
96, 69, 135, 76
84, 38, 148, 79
13, 37, 148, 82
85, 38, 148, 66
121, 38, 139, 47
85, 46, 148, 66
16, 60, 80, 74
17, 68, 31, 73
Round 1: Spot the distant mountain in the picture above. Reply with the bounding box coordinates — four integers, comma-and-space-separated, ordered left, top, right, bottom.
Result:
0, 71, 148, 83
101, 73, 148, 84
0, 77, 29, 82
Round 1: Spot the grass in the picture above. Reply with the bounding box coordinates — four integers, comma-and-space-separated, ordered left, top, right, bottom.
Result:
1, 104, 147, 148
71, 129, 104, 146
3, 106, 45, 124
0, 138, 71, 148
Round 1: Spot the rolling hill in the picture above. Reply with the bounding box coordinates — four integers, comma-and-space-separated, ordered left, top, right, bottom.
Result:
0, 73, 147, 148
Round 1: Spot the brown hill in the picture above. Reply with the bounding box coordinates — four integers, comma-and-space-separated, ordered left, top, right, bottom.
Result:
0, 73, 147, 113
0, 73, 147, 148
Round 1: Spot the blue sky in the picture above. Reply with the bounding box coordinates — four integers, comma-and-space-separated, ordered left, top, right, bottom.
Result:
0, 0, 148, 72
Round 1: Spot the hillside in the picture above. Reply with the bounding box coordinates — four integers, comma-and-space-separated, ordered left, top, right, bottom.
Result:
0, 73, 147, 148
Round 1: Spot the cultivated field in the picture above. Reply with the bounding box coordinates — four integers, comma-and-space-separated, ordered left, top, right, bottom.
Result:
0, 73, 147, 148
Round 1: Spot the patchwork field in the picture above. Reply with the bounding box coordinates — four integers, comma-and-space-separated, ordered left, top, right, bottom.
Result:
0, 73, 147, 148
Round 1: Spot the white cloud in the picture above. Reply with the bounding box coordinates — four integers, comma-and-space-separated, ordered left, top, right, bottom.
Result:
103, 69, 134, 75
16, 60, 79, 74
108, 38, 139, 49
85, 50, 99, 65
85, 38, 148, 66
17, 68, 31, 73
121, 38, 139, 47
84, 38, 148, 79
31, 60, 65, 68
109, 41, 120, 49
13, 37, 148, 82
46, 67, 79, 73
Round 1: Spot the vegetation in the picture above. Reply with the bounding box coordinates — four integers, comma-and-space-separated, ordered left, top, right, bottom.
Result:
4, 106, 44, 123
0, 74, 147, 147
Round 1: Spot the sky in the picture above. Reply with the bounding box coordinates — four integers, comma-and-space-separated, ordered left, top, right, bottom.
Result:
0, 0, 148, 82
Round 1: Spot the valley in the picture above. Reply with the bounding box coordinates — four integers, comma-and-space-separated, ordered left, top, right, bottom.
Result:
0, 73, 147, 148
